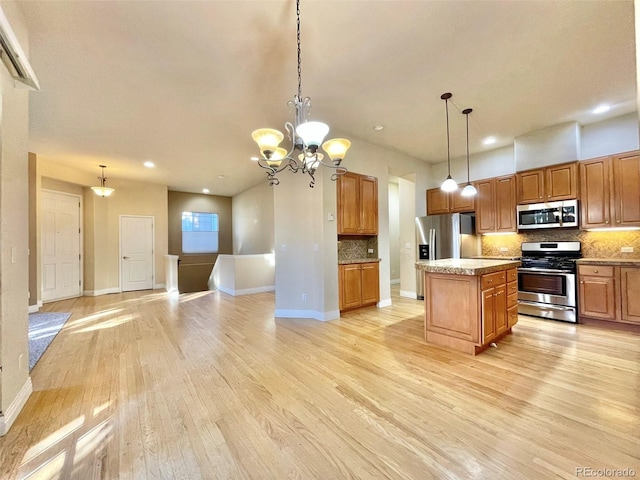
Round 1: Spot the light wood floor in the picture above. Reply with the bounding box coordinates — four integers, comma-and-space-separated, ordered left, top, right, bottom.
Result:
1, 287, 639, 479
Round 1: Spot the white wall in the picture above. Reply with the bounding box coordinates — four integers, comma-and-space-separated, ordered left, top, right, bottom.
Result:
388, 181, 400, 282
398, 175, 417, 297
0, 0, 32, 433
431, 145, 515, 188
232, 181, 274, 255
515, 122, 580, 171
580, 112, 639, 159
430, 113, 638, 185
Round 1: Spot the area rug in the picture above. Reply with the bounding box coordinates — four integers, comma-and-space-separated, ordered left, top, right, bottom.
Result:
28, 312, 71, 371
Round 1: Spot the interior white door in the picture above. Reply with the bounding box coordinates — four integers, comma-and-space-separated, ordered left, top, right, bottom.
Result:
42, 191, 81, 302
121, 216, 154, 292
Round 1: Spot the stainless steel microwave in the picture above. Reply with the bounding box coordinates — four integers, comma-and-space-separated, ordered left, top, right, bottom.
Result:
517, 199, 579, 230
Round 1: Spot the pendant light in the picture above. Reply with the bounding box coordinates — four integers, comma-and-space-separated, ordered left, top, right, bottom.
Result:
460, 108, 477, 197
440, 92, 458, 192
91, 165, 115, 197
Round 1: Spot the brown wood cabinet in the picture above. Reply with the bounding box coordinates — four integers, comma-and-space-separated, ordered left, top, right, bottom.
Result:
578, 262, 640, 326
426, 186, 475, 215
516, 162, 578, 204
620, 267, 640, 324
580, 151, 640, 229
423, 266, 517, 355
578, 265, 617, 321
339, 262, 379, 311
337, 172, 378, 235
474, 175, 516, 234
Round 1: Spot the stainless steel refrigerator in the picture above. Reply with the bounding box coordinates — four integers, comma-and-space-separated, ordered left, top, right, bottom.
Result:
415, 213, 479, 299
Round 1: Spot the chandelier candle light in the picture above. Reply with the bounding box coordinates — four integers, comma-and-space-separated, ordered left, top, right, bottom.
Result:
251, 0, 350, 188
460, 108, 477, 197
440, 92, 458, 192
91, 165, 114, 197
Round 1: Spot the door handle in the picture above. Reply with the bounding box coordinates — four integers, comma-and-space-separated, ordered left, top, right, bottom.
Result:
123, 256, 129, 259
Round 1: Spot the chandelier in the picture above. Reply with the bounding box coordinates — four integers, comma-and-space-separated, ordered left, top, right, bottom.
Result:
91, 165, 115, 197
251, 0, 351, 188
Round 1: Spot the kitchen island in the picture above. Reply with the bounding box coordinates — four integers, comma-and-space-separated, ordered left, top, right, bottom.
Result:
416, 258, 521, 355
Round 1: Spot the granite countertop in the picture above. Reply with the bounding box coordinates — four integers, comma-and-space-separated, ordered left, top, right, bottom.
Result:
416, 258, 521, 275
338, 258, 381, 264
577, 258, 640, 266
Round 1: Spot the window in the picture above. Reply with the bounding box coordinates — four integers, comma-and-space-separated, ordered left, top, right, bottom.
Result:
182, 212, 218, 253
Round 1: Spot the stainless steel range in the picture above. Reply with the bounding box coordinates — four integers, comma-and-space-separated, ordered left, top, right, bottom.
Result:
517, 241, 582, 323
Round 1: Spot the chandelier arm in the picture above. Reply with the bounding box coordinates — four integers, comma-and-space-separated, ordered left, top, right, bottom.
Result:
256, 157, 299, 176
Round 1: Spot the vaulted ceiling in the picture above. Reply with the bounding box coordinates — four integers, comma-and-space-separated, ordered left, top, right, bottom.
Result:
20, 0, 637, 196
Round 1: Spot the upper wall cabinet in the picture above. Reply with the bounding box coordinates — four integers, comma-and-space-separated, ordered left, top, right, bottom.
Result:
426, 185, 475, 216
474, 175, 517, 234
337, 172, 378, 235
580, 151, 640, 229
516, 162, 578, 204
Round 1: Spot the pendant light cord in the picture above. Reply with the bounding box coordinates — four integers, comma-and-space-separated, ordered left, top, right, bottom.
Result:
466, 112, 470, 182
445, 98, 451, 176
296, 0, 302, 99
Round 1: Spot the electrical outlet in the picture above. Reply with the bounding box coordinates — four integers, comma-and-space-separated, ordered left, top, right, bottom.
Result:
500, 247, 508, 252
621, 246, 634, 253
281, 244, 286, 252
302, 293, 307, 301
368, 248, 374, 253
18, 353, 23, 370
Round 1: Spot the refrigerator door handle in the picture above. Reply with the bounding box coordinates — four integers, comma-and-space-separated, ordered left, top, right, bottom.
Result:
429, 228, 436, 260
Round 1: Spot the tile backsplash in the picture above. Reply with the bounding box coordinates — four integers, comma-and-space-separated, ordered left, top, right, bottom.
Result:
338, 236, 378, 261
481, 229, 640, 259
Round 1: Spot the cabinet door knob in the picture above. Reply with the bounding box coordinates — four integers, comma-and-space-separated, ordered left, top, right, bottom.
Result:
580, 281, 584, 284
593, 269, 598, 273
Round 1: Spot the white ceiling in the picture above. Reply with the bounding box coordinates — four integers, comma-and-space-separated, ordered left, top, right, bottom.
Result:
19, 0, 638, 197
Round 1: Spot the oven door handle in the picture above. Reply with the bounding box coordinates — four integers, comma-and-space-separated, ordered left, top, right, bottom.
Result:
518, 300, 575, 312
517, 268, 574, 274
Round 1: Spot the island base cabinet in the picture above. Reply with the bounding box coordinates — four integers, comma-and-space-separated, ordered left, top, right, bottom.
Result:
424, 268, 516, 355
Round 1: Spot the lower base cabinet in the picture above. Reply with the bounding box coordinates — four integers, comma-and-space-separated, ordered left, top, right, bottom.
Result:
579, 263, 640, 326
424, 267, 518, 355
339, 262, 379, 311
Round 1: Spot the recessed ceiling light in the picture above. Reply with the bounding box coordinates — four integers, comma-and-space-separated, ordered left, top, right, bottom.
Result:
202, 188, 210, 194
592, 104, 610, 114
143, 161, 155, 168
483, 136, 496, 145
250, 156, 259, 161
373, 125, 384, 131
218, 175, 225, 179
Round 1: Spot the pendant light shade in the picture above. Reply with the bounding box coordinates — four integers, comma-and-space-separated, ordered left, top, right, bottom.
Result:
460, 107, 477, 197
91, 165, 114, 197
295, 121, 330, 149
440, 92, 458, 192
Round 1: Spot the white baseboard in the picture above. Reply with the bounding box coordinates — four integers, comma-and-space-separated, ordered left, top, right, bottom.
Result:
217, 285, 275, 296
377, 298, 392, 308
83, 287, 121, 297
275, 309, 340, 322
400, 290, 418, 299
0, 377, 33, 436
28, 304, 39, 313
154, 283, 165, 290
390, 278, 401, 285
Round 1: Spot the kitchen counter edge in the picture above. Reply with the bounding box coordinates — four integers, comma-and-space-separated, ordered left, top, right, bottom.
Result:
415, 259, 520, 276
577, 258, 640, 266
338, 258, 382, 265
